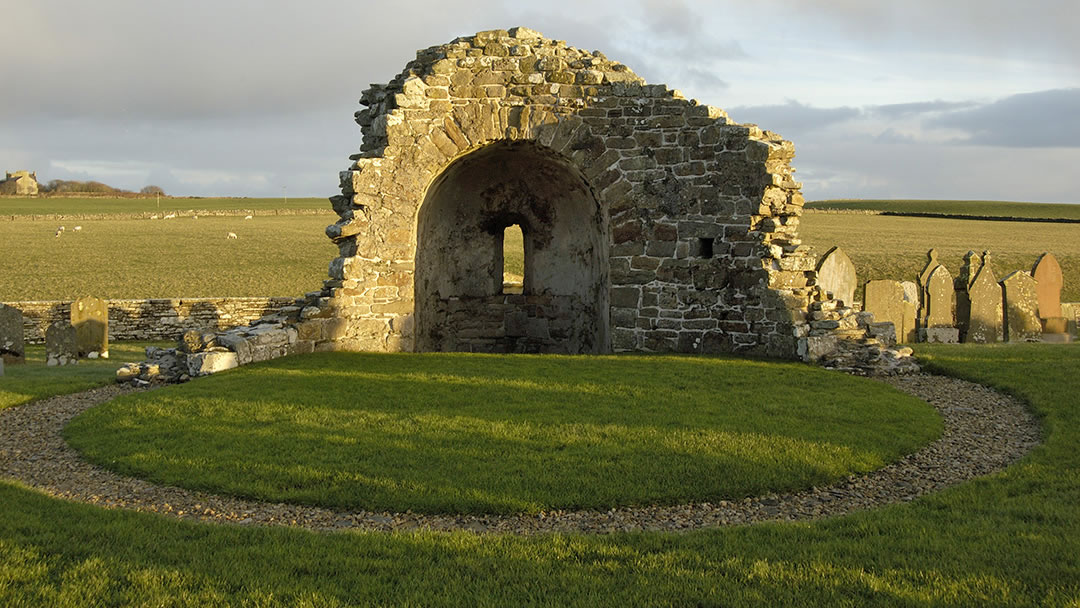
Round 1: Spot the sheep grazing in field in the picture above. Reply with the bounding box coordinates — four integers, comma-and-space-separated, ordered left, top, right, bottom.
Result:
226, 232, 238, 239
244, 215, 253, 220
150, 214, 160, 220
54, 226, 64, 237
163, 212, 177, 220
73, 225, 82, 231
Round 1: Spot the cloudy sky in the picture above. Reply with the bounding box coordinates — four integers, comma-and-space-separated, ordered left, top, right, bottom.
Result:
2, 0, 1078, 202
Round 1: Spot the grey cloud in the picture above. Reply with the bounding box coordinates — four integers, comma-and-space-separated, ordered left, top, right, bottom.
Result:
795, 136, 1080, 203
750, 0, 1080, 65
0, 0, 497, 122
727, 101, 862, 136
931, 88, 1080, 147
872, 129, 918, 144
871, 100, 978, 119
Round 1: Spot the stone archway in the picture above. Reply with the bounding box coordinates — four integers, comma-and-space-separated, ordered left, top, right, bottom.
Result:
415, 140, 609, 354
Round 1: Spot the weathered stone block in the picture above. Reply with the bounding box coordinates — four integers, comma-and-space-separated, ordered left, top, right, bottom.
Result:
187, 351, 239, 377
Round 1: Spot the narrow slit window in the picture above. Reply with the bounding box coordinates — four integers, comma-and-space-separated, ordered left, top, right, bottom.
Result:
697, 237, 714, 259
503, 224, 525, 294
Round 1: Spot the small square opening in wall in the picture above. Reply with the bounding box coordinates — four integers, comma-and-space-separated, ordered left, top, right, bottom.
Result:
696, 237, 714, 259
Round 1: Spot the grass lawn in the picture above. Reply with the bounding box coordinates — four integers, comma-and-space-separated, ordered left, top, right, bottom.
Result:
1, 344, 1077, 605
0, 196, 328, 216
0, 342, 167, 411
799, 213, 1080, 302
807, 199, 1080, 220
65, 352, 939, 514
0, 215, 338, 301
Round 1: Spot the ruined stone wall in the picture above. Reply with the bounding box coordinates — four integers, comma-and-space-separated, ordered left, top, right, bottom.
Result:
6, 297, 295, 343
319, 28, 812, 358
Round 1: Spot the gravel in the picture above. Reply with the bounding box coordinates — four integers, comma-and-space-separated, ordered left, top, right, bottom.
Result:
0, 373, 1040, 535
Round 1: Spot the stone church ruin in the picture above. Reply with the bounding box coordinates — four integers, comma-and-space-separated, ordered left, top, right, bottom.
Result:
323, 27, 813, 358
121, 27, 927, 383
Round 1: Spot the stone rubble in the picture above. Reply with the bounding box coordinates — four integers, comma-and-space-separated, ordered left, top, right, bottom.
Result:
0, 373, 1039, 535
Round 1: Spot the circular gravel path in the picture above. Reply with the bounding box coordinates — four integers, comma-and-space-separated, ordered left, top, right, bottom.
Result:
0, 373, 1040, 535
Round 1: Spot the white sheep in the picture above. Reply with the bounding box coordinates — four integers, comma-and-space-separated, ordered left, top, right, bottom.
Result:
163, 212, 177, 219
227, 232, 238, 239
73, 225, 82, 231
244, 215, 253, 220
54, 226, 64, 237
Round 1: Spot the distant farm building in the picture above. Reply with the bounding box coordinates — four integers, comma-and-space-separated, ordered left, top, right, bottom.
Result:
0, 171, 39, 196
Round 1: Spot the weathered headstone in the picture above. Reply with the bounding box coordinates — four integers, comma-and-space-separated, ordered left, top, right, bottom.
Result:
921, 265, 958, 343
1032, 252, 1066, 335
45, 322, 78, 366
965, 252, 1002, 343
917, 248, 940, 329
1000, 271, 1042, 342
71, 296, 109, 358
0, 302, 25, 364
864, 280, 913, 344
955, 250, 982, 340
899, 281, 919, 343
815, 247, 857, 307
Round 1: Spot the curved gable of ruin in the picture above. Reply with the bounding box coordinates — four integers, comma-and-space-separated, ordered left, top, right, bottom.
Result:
322, 27, 813, 357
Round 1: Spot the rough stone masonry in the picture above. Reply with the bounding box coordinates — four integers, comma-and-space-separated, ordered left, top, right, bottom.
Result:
321, 27, 816, 357
123, 27, 921, 383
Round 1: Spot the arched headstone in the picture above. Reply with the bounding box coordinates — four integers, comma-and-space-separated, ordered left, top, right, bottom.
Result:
899, 281, 919, 343
71, 296, 109, 358
965, 252, 1002, 343
864, 280, 910, 344
917, 248, 939, 328
955, 250, 982, 340
0, 303, 25, 364
1032, 252, 1066, 335
45, 322, 78, 366
921, 265, 958, 342
1000, 271, 1042, 342
815, 246, 857, 307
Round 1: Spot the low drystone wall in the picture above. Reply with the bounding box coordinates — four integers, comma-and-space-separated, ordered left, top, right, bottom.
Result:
4, 297, 296, 343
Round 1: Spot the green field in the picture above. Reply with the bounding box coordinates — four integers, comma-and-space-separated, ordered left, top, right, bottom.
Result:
807, 199, 1080, 220
2, 196, 1077, 308
0, 215, 337, 301
65, 352, 939, 514
1, 344, 1078, 605
0, 196, 329, 216
799, 213, 1080, 302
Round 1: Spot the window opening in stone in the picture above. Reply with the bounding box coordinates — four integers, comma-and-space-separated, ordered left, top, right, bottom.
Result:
696, 237, 714, 259
502, 224, 525, 294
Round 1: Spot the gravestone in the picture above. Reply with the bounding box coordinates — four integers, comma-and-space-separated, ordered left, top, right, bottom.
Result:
955, 250, 982, 340
864, 280, 913, 344
45, 322, 78, 366
815, 247, 857, 307
965, 252, 1002, 343
921, 265, 958, 343
0, 302, 25, 364
1032, 252, 1067, 335
899, 281, 919, 343
917, 248, 941, 329
71, 296, 109, 358
1000, 271, 1042, 342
